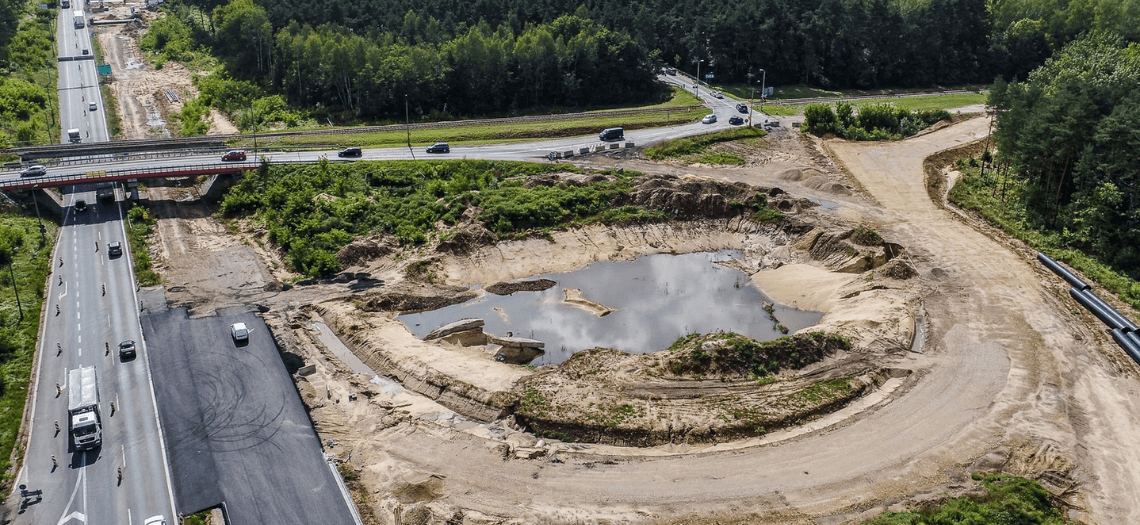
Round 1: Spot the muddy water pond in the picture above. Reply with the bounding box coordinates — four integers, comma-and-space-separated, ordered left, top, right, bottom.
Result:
399, 251, 823, 365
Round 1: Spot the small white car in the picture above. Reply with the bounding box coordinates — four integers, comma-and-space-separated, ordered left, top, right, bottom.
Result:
230, 322, 249, 342
701, 114, 717, 124
144, 516, 166, 525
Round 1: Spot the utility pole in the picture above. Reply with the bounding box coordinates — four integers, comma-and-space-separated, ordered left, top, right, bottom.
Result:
405, 95, 416, 160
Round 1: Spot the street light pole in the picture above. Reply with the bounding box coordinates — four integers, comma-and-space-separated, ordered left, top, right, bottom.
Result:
695, 59, 705, 99
405, 95, 416, 160
759, 68, 766, 111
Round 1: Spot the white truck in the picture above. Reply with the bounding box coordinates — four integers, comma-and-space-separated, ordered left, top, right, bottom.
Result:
67, 128, 80, 143
67, 366, 102, 451
73, 10, 84, 29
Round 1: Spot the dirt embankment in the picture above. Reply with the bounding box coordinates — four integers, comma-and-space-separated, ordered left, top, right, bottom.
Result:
293, 172, 921, 449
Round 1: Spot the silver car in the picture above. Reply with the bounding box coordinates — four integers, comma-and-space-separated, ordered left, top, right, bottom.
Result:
701, 114, 717, 124
20, 165, 46, 177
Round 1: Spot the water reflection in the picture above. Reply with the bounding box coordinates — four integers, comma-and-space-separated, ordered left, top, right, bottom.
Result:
399, 251, 823, 365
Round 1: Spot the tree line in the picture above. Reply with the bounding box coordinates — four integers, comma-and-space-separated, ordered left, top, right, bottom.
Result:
989, 34, 1140, 279
151, 0, 662, 123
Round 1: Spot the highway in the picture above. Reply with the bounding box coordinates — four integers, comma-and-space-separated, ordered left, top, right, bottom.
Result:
57, 8, 108, 145
6, 6, 175, 525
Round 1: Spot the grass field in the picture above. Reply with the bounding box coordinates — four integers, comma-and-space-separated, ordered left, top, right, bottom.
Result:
759, 93, 987, 117
0, 214, 56, 487
645, 127, 766, 164
243, 106, 708, 150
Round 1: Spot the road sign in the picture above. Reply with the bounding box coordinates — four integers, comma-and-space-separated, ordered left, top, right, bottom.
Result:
705, 73, 714, 79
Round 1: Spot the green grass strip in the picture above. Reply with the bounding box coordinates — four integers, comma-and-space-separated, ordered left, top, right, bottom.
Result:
644, 127, 766, 161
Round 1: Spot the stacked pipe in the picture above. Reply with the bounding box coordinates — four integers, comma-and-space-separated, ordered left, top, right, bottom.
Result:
1038, 253, 1140, 365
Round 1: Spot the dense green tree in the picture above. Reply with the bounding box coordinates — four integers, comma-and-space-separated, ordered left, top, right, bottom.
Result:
991, 34, 1140, 277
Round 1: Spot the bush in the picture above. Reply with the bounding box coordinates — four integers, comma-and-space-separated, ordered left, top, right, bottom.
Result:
804, 101, 951, 141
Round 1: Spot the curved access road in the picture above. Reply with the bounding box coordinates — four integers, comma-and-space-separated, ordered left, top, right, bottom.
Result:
356, 117, 1140, 524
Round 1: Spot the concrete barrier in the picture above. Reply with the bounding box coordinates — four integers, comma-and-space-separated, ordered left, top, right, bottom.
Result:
608, 143, 620, 150
579, 148, 589, 155
625, 142, 635, 148
563, 151, 574, 158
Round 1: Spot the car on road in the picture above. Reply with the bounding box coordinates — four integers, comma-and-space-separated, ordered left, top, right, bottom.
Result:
337, 147, 362, 158
231, 322, 249, 343
222, 150, 246, 161
598, 127, 624, 141
75, 199, 87, 212
728, 116, 744, 125
701, 114, 717, 124
82, 49, 89, 55
736, 103, 748, 113
108, 241, 122, 256
19, 165, 46, 177
712, 91, 724, 99
118, 340, 136, 359
143, 516, 166, 525
425, 142, 450, 154
89, 103, 97, 111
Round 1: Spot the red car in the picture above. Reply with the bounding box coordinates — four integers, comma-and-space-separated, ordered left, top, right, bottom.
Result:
222, 150, 247, 161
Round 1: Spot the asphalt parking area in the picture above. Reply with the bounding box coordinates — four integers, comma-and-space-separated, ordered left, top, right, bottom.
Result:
142, 306, 356, 524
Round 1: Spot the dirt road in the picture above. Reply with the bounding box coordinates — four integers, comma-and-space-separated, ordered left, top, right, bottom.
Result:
276, 117, 1135, 523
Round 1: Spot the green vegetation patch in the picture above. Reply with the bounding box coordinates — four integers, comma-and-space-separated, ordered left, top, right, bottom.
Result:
126, 205, 161, 286
219, 160, 672, 277
645, 127, 766, 161
660, 331, 850, 379
803, 101, 951, 140
863, 473, 1069, 524
0, 215, 57, 486
0, 9, 58, 148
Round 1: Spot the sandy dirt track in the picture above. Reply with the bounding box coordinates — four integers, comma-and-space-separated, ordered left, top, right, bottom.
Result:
282, 118, 1140, 524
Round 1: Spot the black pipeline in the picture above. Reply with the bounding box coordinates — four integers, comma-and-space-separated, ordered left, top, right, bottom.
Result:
1040, 252, 1140, 366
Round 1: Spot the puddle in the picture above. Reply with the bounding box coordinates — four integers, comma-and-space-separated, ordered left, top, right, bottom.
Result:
310, 321, 403, 394
399, 251, 824, 365
810, 198, 840, 210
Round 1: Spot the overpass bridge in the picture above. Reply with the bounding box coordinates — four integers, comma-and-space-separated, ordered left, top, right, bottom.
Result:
0, 161, 259, 192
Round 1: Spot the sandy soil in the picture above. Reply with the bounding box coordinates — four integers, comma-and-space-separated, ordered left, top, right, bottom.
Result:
93, 5, 239, 139
131, 111, 1140, 525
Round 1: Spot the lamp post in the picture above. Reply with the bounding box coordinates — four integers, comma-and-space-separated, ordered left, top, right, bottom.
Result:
695, 59, 704, 99
405, 94, 416, 160
759, 68, 766, 111
32, 185, 46, 245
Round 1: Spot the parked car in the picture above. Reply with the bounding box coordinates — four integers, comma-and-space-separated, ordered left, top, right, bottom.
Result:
107, 241, 122, 256
736, 103, 748, 113
337, 147, 362, 157
221, 150, 246, 161
425, 142, 450, 154
20, 165, 46, 177
75, 200, 87, 212
231, 322, 249, 343
118, 340, 136, 359
728, 116, 744, 125
701, 114, 717, 124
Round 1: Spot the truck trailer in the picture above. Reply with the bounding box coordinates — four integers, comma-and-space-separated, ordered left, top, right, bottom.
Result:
73, 10, 84, 29
67, 366, 102, 451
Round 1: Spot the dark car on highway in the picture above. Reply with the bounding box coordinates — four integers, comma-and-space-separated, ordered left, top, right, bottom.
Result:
75, 199, 87, 212
729, 116, 744, 125
119, 340, 137, 359
337, 147, 362, 157
20, 165, 46, 177
736, 103, 748, 113
426, 142, 450, 154
222, 150, 247, 161
108, 241, 122, 257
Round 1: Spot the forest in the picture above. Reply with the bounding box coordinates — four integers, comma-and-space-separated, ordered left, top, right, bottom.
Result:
988, 34, 1140, 281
